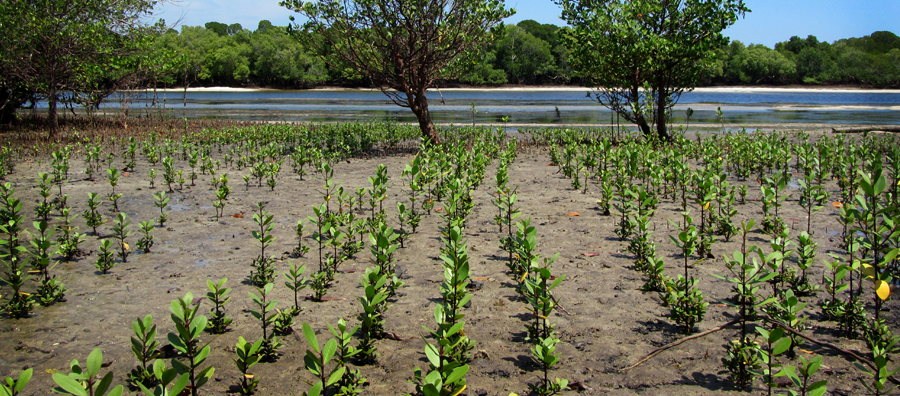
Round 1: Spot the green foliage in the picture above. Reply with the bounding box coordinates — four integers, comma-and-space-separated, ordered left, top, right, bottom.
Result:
29, 219, 65, 306
137, 221, 154, 253
168, 292, 215, 396
754, 327, 791, 394
154, 191, 169, 227
95, 239, 116, 274
560, 0, 748, 140
206, 278, 233, 334
327, 319, 365, 394
856, 343, 900, 396
128, 315, 159, 387
52, 349, 124, 396
249, 202, 277, 286
233, 337, 263, 395
0, 0, 158, 135
249, 283, 281, 360
82, 192, 103, 235
284, 262, 308, 315
0, 368, 30, 396
110, 213, 132, 263
357, 266, 389, 364
283, 0, 513, 142
721, 336, 760, 390
301, 322, 345, 396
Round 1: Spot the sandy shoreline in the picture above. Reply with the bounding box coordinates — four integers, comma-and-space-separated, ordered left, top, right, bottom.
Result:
142, 86, 900, 94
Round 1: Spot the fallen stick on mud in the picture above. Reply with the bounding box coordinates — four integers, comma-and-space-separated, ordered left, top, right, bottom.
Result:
620, 319, 741, 372
832, 126, 900, 134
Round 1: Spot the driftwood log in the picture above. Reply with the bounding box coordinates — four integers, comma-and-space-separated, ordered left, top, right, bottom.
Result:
832, 126, 900, 133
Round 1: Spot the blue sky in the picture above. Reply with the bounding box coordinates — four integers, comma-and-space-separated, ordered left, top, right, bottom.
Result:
153, 0, 900, 47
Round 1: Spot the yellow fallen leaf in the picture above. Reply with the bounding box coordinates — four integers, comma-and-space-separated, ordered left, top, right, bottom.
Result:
449, 385, 466, 396
799, 349, 814, 354
566, 212, 580, 216
45, 369, 57, 374
876, 280, 890, 301
123, 242, 130, 251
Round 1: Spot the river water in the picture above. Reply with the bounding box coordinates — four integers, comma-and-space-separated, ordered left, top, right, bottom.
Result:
96, 87, 900, 127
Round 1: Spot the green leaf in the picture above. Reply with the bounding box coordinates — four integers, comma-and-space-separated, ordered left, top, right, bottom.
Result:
302, 323, 320, 353
171, 373, 190, 396
105, 385, 124, 396
445, 365, 469, 384
52, 373, 87, 396
86, 348, 103, 377
15, 368, 32, 393
322, 339, 337, 364
772, 337, 791, 356
305, 382, 323, 396
196, 345, 211, 365
326, 366, 345, 386
195, 366, 214, 388
424, 341, 441, 367
95, 372, 114, 396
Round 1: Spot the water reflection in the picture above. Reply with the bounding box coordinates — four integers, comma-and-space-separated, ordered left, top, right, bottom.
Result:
56, 88, 900, 126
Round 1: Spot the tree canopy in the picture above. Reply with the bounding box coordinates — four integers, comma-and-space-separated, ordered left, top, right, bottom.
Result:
559, 0, 749, 141
280, 0, 514, 143
0, 0, 158, 135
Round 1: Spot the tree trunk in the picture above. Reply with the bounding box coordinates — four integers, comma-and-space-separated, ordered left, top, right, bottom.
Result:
48, 83, 58, 139
409, 88, 440, 144
0, 87, 17, 125
634, 112, 653, 138
656, 89, 670, 142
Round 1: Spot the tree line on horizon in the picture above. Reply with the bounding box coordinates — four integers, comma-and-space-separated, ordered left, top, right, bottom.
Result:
2, 0, 898, 140
156, 20, 900, 89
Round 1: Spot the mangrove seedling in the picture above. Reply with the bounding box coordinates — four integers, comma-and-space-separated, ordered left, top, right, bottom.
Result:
784, 355, 828, 396
95, 239, 116, 274
327, 319, 365, 394
153, 191, 169, 227
309, 271, 330, 302
273, 308, 294, 336
83, 192, 104, 235
407, 305, 469, 396
0, 368, 31, 396
52, 348, 124, 396
128, 314, 159, 387
168, 292, 215, 396
249, 202, 277, 286
293, 219, 310, 257
107, 167, 123, 212
283, 262, 308, 315
137, 221, 154, 253
855, 344, 900, 396
35, 173, 52, 221
136, 358, 190, 396
111, 212, 131, 263
754, 326, 792, 396
357, 266, 389, 364
233, 337, 263, 395
29, 220, 65, 305
206, 278, 233, 334
300, 322, 345, 395
249, 282, 281, 361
